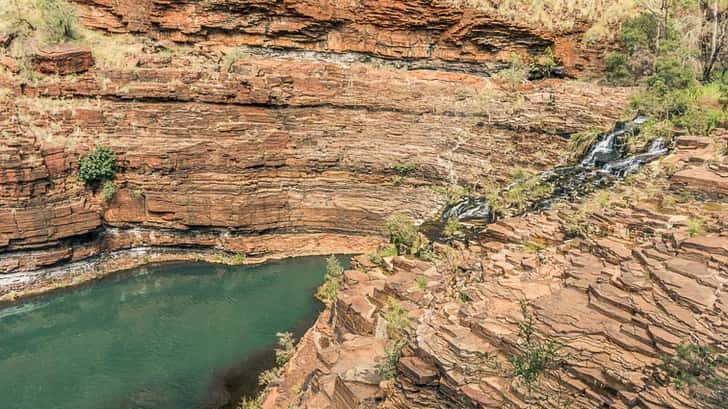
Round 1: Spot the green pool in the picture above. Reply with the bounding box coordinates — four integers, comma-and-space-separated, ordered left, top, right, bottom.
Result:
0, 255, 345, 409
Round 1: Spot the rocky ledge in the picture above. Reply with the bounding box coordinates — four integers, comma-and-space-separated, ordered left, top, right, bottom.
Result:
266, 133, 727, 408
0, 4, 627, 298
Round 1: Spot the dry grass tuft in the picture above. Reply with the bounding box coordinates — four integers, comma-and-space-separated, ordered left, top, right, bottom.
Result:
444, 0, 638, 40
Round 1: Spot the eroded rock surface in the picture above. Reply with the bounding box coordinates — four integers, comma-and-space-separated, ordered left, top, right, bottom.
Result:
268, 134, 727, 409
71, 0, 604, 76
0, 39, 626, 296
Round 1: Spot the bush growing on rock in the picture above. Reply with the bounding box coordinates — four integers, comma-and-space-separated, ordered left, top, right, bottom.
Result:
488, 169, 554, 217
529, 47, 558, 79
37, 0, 78, 44
384, 214, 420, 255
102, 180, 116, 202
383, 296, 409, 336
78, 145, 117, 184
659, 341, 727, 407
443, 218, 461, 238
392, 162, 417, 176
315, 255, 344, 305
566, 128, 600, 163
497, 53, 529, 88
258, 332, 296, 388
508, 300, 561, 394
604, 52, 631, 86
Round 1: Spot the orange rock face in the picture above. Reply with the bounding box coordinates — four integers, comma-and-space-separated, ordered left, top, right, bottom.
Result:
0, 50, 628, 280
71, 0, 605, 76
267, 135, 727, 409
31, 45, 95, 75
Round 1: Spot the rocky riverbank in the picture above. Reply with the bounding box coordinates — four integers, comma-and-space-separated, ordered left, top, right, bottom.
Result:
265, 132, 727, 408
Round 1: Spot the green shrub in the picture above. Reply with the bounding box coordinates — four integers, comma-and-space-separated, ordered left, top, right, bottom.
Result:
258, 332, 296, 387
369, 244, 397, 265
647, 56, 696, 91
498, 53, 529, 87
392, 162, 417, 176
378, 338, 407, 380
229, 253, 246, 265
620, 12, 660, 52
315, 255, 344, 305
508, 300, 560, 393
491, 169, 554, 216
523, 240, 545, 254
384, 214, 420, 255
567, 129, 600, 162
414, 276, 427, 290
274, 332, 296, 366
605, 52, 631, 85
384, 297, 409, 335
628, 119, 673, 153
258, 367, 280, 387
78, 145, 117, 184
660, 341, 727, 407
530, 47, 558, 78
688, 218, 704, 237
236, 395, 262, 409
102, 180, 116, 202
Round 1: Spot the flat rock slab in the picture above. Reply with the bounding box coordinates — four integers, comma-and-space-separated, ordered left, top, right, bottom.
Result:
672, 168, 728, 196
398, 356, 439, 385
31, 44, 94, 75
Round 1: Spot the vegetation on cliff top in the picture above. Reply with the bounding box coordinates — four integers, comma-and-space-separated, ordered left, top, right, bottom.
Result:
448, 0, 639, 38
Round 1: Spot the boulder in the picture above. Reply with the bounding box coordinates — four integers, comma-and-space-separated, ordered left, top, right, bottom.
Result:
31, 45, 94, 75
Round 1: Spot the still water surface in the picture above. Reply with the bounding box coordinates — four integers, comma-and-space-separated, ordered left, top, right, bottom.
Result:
0, 256, 343, 409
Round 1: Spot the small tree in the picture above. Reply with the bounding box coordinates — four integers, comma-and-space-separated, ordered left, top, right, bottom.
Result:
78, 145, 117, 184
315, 255, 344, 305
508, 300, 560, 394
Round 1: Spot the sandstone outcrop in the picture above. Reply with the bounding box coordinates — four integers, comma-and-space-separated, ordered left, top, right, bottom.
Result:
31, 45, 95, 75
266, 134, 727, 409
71, 0, 604, 76
0, 40, 627, 296
4, 2, 725, 409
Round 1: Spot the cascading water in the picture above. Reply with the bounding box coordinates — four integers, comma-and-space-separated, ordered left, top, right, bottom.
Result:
440, 116, 668, 225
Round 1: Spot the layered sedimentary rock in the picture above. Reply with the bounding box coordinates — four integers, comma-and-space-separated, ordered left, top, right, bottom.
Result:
0, 40, 626, 292
268, 133, 727, 409
71, 0, 603, 76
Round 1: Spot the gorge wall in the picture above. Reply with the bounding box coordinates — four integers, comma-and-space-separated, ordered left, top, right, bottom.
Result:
2, 2, 727, 409
0, 0, 627, 297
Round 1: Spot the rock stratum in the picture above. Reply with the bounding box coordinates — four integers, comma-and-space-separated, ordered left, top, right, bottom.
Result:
268, 135, 727, 409
0, 1, 725, 408
0, 0, 626, 298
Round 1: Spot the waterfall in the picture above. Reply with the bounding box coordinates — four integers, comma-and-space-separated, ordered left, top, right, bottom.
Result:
439, 116, 668, 225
